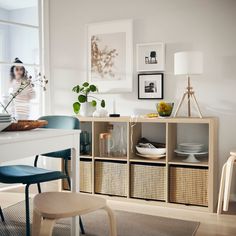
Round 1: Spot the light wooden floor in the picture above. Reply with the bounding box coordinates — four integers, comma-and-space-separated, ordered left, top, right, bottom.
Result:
1, 181, 236, 236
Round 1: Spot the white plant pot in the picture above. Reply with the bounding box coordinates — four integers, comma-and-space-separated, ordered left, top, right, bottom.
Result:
80, 102, 96, 117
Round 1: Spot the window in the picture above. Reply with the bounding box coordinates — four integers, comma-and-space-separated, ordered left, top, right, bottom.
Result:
0, 0, 44, 119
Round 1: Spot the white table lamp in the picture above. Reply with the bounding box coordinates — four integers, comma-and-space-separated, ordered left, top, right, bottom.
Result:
174, 51, 203, 118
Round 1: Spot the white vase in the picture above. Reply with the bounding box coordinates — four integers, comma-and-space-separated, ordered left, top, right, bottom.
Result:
80, 102, 96, 117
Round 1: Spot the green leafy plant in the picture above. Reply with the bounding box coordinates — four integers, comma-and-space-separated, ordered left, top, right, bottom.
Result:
72, 82, 105, 114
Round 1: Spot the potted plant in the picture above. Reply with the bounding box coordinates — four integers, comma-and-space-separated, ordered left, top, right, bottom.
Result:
72, 82, 105, 116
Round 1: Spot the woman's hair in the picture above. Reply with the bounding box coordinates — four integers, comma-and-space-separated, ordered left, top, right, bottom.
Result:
10, 58, 27, 81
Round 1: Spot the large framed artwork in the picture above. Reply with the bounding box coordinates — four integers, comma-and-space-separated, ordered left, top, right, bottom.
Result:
136, 42, 165, 72
87, 19, 133, 93
138, 73, 164, 99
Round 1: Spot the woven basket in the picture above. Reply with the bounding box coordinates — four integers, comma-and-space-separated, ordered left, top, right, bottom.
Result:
62, 160, 92, 193
131, 163, 166, 201
169, 166, 208, 206
95, 160, 127, 197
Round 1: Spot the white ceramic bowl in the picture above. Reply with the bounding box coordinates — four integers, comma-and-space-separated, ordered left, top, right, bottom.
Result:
0, 122, 12, 132
136, 146, 166, 156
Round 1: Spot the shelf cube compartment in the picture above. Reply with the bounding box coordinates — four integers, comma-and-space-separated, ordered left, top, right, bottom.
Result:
130, 163, 166, 201
62, 159, 92, 193
95, 160, 128, 197
169, 165, 208, 206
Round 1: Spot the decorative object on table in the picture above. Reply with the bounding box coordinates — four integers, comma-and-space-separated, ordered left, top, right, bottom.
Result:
138, 73, 164, 99
0, 71, 48, 120
109, 99, 120, 117
156, 102, 174, 117
174, 142, 208, 162
4, 120, 48, 131
145, 113, 159, 118
93, 108, 108, 117
80, 131, 92, 155
72, 82, 105, 116
136, 42, 165, 72
174, 51, 203, 118
0, 113, 12, 132
87, 19, 133, 93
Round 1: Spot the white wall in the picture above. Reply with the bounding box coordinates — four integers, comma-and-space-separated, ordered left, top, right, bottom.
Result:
48, 0, 236, 195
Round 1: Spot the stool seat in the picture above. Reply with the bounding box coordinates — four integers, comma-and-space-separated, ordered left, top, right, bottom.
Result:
230, 151, 236, 156
32, 192, 117, 236
34, 192, 106, 219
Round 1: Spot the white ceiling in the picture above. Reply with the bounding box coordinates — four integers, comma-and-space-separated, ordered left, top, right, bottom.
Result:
0, 0, 37, 10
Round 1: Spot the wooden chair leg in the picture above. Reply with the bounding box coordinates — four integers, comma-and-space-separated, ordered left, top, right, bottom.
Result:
223, 155, 236, 211
39, 218, 55, 236
32, 210, 42, 236
217, 162, 227, 214
103, 206, 117, 236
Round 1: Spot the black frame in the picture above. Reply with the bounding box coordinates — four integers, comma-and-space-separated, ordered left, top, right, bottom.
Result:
138, 73, 164, 99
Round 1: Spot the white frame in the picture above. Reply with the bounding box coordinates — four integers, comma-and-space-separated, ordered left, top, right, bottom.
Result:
87, 19, 133, 93
136, 42, 165, 72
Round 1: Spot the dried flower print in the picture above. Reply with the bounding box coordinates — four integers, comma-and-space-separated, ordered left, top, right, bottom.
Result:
91, 35, 118, 79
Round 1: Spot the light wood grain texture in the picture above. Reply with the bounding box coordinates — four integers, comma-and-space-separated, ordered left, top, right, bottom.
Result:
33, 192, 117, 236
67, 117, 218, 212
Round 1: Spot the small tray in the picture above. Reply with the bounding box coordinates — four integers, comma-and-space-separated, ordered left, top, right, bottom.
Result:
136, 153, 165, 160
4, 120, 48, 131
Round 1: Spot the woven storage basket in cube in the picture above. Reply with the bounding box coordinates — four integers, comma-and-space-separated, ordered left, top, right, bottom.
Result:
131, 163, 166, 201
95, 161, 127, 197
62, 160, 92, 193
169, 166, 208, 206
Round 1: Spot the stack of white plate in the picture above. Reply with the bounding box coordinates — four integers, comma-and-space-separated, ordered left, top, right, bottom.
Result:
178, 143, 204, 153
0, 113, 12, 132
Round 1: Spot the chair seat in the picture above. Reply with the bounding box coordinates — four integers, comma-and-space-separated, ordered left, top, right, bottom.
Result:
0, 165, 66, 184
33, 192, 106, 219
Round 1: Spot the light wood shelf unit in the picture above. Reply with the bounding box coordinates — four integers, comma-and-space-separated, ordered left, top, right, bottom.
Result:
63, 116, 218, 213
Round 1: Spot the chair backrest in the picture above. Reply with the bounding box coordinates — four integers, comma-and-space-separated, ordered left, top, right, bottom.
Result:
39, 115, 80, 130
38, 115, 80, 159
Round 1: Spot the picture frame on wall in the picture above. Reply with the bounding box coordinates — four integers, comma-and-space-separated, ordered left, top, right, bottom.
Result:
136, 42, 165, 72
138, 73, 164, 99
87, 19, 133, 93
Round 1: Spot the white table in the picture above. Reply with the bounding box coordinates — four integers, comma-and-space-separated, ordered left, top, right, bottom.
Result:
0, 129, 81, 236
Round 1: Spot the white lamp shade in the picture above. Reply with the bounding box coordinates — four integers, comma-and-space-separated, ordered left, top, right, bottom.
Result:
174, 51, 203, 75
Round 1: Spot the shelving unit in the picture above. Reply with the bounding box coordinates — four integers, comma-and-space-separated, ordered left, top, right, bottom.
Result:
62, 116, 218, 212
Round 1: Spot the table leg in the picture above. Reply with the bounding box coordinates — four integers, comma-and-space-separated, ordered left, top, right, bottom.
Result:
71, 133, 80, 236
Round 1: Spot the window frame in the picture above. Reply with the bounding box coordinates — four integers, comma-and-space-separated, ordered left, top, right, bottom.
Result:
0, 0, 50, 116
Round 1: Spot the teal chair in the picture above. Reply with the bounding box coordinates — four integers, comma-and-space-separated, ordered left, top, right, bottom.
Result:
0, 165, 66, 236
34, 115, 85, 234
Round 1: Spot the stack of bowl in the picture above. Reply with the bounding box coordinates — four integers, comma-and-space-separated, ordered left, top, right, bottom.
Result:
0, 113, 12, 132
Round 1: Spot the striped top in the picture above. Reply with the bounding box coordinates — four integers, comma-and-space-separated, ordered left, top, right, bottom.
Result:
11, 79, 36, 120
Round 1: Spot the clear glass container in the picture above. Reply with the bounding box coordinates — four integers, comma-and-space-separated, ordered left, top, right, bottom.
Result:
99, 133, 113, 157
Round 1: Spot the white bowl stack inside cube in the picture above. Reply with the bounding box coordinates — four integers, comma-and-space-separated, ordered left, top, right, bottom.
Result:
0, 113, 12, 132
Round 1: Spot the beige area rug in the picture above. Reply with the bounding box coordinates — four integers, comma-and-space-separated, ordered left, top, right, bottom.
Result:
0, 200, 199, 236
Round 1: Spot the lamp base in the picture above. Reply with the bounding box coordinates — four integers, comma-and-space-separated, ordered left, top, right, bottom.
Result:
174, 76, 203, 118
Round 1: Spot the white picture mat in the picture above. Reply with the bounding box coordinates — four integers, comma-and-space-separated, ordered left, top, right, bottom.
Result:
87, 19, 133, 93
139, 74, 163, 99
137, 42, 165, 72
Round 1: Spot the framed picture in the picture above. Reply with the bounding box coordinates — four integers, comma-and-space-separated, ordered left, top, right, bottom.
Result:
136, 42, 165, 72
87, 19, 133, 93
138, 73, 164, 99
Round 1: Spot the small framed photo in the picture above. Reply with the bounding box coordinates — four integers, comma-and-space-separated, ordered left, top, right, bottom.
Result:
136, 42, 165, 72
138, 73, 164, 99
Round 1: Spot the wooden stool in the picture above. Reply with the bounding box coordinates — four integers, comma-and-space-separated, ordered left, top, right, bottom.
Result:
32, 192, 117, 236
217, 152, 236, 214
